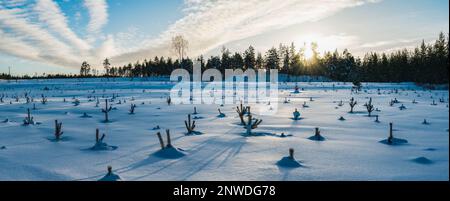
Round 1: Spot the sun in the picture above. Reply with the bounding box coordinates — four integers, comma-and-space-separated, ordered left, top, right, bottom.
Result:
304, 47, 314, 60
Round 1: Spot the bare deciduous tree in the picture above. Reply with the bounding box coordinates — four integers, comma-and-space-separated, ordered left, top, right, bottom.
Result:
172, 35, 189, 61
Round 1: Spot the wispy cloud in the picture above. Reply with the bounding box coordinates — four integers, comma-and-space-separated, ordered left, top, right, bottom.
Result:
112, 0, 379, 64
83, 0, 108, 38
0, 0, 380, 70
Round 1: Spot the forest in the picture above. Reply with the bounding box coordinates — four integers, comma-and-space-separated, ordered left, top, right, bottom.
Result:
1, 32, 448, 84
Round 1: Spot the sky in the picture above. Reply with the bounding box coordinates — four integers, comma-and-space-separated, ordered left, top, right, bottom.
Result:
0, 0, 448, 75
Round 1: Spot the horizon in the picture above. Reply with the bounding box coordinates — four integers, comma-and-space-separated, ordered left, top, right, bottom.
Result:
0, 0, 449, 76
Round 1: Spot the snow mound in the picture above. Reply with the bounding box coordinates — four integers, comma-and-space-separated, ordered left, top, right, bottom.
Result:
308, 135, 326, 141
98, 173, 122, 181
276, 157, 302, 168
90, 142, 118, 151
379, 138, 408, 145
411, 157, 433, 165
153, 146, 186, 159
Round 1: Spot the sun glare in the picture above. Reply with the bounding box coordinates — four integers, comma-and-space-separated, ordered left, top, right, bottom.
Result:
304, 47, 314, 60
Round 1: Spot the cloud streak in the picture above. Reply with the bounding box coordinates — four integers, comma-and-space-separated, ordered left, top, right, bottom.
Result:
0, 0, 380, 70
113, 0, 378, 64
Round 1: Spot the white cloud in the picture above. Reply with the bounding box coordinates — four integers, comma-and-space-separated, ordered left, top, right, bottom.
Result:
112, 0, 379, 64
84, 0, 108, 38
34, 0, 90, 51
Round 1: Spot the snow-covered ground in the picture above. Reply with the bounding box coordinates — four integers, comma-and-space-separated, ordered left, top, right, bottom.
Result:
0, 78, 448, 181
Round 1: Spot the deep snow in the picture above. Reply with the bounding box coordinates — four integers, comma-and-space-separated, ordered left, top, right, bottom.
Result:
0, 78, 448, 181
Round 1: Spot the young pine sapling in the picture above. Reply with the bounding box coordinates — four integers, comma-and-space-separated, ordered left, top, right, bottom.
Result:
101, 99, 113, 122
349, 97, 357, 113
54, 120, 63, 141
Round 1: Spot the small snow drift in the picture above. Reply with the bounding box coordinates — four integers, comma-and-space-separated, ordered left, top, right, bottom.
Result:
308, 127, 325, 141
153, 130, 185, 159
379, 123, 408, 145
411, 157, 433, 165
277, 148, 302, 168
98, 166, 122, 181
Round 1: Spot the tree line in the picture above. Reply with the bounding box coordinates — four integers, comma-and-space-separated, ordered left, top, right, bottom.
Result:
1, 33, 448, 84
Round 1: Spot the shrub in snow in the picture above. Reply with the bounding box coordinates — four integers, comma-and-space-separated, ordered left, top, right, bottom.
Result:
81, 112, 92, 118
54, 120, 63, 141
293, 85, 300, 94
308, 127, 325, 141
283, 97, 289, 104
73, 99, 80, 106
154, 129, 185, 159
412, 99, 418, 104
217, 109, 226, 118
98, 166, 121, 181
91, 128, 117, 151
152, 125, 160, 130
129, 104, 136, 114
185, 114, 200, 135
236, 102, 249, 125
374, 115, 380, 123
380, 123, 408, 145
302, 101, 308, 108
337, 100, 343, 107
422, 119, 429, 125
242, 107, 262, 136
41, 94, 47, 105
349, 97, 357, 113
101, 99, 113, 122
292, 108, 301, 120
166, 97, 171, 105
192, 107, 198, 115
338, 116, 346, 121
309, 97, 314, 102
276, 148, 301, 168
364, 98, 375, 117
23, 108, 35, 125
431, 100, 437, 106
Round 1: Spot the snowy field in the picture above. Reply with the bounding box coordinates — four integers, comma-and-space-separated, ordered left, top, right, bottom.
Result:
0, 78, 448, 181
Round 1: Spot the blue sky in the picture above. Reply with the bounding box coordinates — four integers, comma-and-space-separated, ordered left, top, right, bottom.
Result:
0, 0, 448, 75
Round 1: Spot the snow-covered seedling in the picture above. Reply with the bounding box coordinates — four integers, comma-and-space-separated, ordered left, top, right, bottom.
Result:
293, 84, 300, 94
292, 108, 301, 120
302, 101, 308, 108
375, 115, 380, 123
184, 114, 198, 135
72, 99, 80, 106
192, 107, 198, 115
54, 120, 63, 141
242, 107, 262, 136
91, 128, 117, 150
380, 123, 408, 145
154, 129, 185, 159
166, 97, 171, 105
23, 108, 35, 125
40, 94, 47, 104
217, 109, 226, 118
398, 104, 406, 110
364, 98, 374, 117
276, 148, 301, 168
338, 100, 344, 107
431, 100, 437, 106
308, 127, 325, 141
129, 104, 136, 114
349, 97, 357, 113
236, 102, 248, 125
98, 166, 121, 181
422, 119, 429, 125
81, 112, 92, 118
338, 116, 346, 121
283, 97, 289, 104
101, 99, 113, 122
310, 97, 314, 102
412, 99, 418, 104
